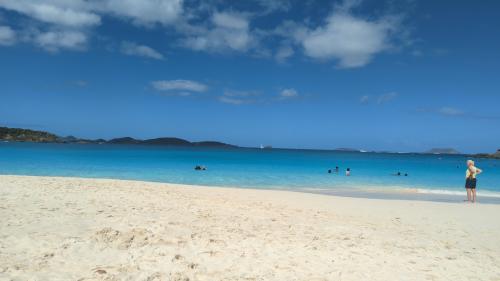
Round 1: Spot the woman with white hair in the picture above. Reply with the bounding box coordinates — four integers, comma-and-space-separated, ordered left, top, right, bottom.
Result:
465, 160, 482, 203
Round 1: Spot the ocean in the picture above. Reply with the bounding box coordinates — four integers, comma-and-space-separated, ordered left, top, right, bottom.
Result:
1, 142, 499, 203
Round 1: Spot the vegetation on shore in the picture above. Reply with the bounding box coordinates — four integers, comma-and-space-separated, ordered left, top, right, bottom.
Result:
0, 127, 58, 142
0, 127, 236, 148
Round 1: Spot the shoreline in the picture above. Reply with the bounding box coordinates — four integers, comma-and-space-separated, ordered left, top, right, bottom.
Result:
2, 173, 500, 204
1, 175, 500, 280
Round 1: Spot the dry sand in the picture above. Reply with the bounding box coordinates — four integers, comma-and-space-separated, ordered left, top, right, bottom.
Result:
1, 175, 500, 281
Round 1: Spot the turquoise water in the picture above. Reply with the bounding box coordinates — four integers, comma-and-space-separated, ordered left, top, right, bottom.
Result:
1, 142, 500, 202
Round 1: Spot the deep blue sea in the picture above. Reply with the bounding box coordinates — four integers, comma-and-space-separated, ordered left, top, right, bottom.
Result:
1, 142, 499, 202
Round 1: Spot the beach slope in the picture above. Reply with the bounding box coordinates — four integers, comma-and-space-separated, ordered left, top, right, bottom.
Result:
1, 175, 499, 280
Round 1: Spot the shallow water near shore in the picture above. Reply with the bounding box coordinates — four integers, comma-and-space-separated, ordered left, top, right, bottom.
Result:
1, 142, 499, 203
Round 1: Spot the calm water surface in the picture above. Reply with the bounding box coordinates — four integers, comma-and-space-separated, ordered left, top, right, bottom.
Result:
1, 142, 499, 202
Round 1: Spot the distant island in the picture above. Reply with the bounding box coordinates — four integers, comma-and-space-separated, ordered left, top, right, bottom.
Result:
0, 127, 237, 148
422, 147, 500, 159
334, 148, 362, 152
473, 149, 500, 159
424, 148, 461, 155
1, 126, 499, 157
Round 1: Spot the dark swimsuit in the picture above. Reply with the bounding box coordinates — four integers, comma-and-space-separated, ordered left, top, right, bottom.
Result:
465, 177, 476, 189
465, 168, 477, 189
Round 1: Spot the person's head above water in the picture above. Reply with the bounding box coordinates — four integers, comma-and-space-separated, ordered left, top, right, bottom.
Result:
467, 160, 474, 167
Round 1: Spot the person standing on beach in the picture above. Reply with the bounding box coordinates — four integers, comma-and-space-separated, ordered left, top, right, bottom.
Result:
465, 160, 482, 203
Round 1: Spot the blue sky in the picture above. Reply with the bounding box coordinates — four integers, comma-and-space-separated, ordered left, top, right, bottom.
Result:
0, 0, 499, 153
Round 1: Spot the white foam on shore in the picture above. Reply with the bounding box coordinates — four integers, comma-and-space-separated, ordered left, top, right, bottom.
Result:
415, 188, 500, 198
297, 185, 500, 199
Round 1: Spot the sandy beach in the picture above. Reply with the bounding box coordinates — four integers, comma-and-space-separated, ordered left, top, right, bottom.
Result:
1, 175, 499, 281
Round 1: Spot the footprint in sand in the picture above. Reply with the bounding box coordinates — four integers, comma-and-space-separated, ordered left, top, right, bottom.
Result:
146, 272, 166, 281
92, 227, 154, 249
169, 272, 191, 281
94, 268, 107, 275
172, 254, 184, 262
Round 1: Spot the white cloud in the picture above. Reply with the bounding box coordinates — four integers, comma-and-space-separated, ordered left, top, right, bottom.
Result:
269, 0, 403, 68
411, 49, 423, 57
417, 106, 499, 120
96, 0, 183, 26
74, 80, 88, 87
152, 79, 208, 93
182, 11, 255, 53
256, 0, 291, 14
0, 0, 183, 52
0, 0, 183, 27
0, 25, 16, 46
33, 30, 87, 51
121, 41, 164, 60
218, 96, 247, 105
224, 90, 259, 97
439, 107, 463, 116
359, 95, 370, 103
212, 12, 248, 29
275, 45, 294, 62
218, 87, 300, 105
0, 1, 93, 51
217, 89, 260, 105
359, 92, 397, 105
279, 88, 298, 98
377, 92, 398, 104
301, 12, 397, 68
0, 1, 101, 27
0, 0, 408, 66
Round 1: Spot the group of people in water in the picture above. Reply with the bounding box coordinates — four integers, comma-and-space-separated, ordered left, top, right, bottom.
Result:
326, 159, 483, 203
327, 167, 407, 177
327, 166, 351, 176
196, 160, 484, 203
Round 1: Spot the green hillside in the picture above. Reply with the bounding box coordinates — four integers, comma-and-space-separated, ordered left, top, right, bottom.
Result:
0, 127, 58, 142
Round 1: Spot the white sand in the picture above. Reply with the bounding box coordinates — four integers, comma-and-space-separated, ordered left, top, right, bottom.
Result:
1, 175, 499, 281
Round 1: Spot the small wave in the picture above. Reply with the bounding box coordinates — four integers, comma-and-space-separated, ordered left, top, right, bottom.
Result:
415, 188, 500, 198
